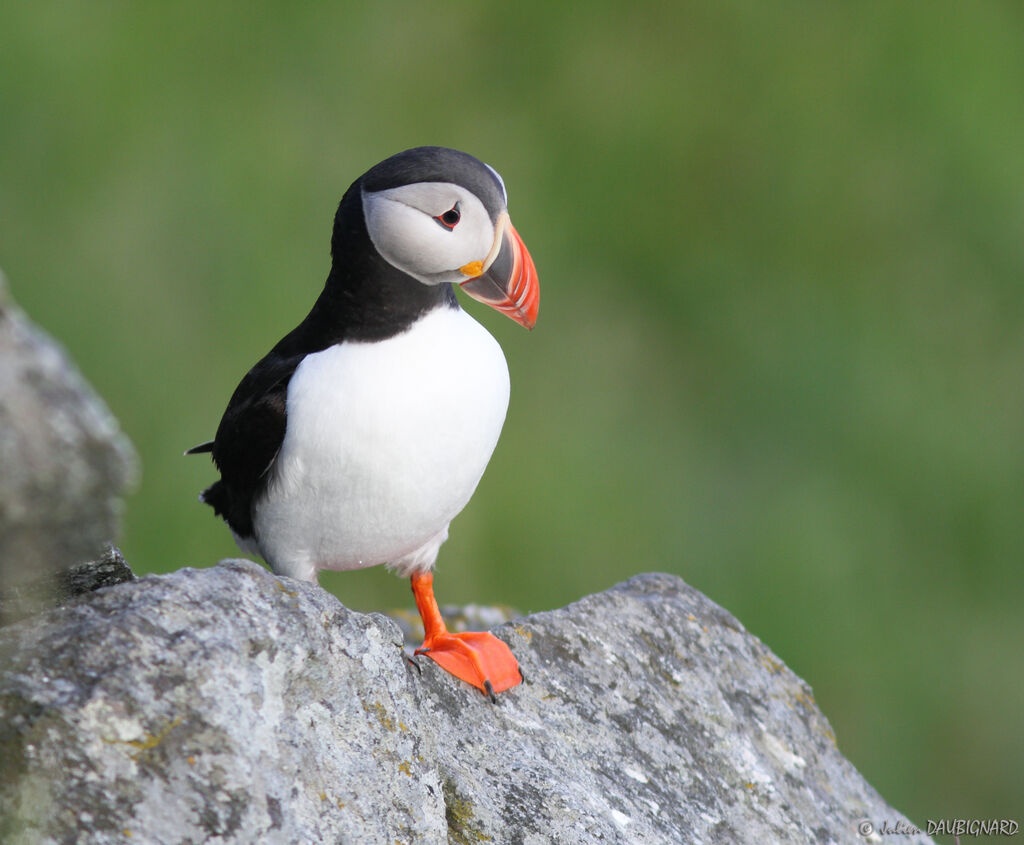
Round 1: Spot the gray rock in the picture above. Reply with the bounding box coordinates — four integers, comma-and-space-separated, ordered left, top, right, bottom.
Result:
56, 545, 136, 598
0, 545, 137, 625
0, 269, 137, 623
0, 558, 932, 844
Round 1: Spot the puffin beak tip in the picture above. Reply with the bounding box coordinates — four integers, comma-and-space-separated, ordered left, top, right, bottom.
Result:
459, 216, 539, 330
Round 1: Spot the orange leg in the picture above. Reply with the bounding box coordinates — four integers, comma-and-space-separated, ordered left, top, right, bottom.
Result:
410, 571, 522, 699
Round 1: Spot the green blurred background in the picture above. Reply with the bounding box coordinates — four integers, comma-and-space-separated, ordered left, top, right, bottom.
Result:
2, 0, 1021, 832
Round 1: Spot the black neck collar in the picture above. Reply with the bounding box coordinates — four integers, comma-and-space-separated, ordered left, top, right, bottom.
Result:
280, 182, 457, 354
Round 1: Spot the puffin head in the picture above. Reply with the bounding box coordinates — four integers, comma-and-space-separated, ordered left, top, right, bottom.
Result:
357, 146, 539, 330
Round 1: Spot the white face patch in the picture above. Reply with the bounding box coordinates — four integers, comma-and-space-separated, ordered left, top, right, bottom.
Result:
362, 182, 497, 286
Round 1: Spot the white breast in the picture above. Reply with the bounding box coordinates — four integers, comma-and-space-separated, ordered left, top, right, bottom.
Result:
252, 305, 510, 581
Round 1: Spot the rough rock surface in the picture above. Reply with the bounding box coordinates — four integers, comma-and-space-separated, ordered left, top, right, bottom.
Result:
0, 269, 137, 622
0, 545, 136, 625
0, 558, 933, 844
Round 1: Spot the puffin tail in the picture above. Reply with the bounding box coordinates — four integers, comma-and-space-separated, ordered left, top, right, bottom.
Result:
199, 480, 227, 517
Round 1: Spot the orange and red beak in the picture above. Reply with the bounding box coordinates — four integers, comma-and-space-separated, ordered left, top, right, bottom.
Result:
459, 213, 539, 330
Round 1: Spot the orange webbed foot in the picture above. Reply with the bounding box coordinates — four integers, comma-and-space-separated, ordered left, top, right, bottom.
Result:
410, 570, 522, 700
416, 630, 522, 700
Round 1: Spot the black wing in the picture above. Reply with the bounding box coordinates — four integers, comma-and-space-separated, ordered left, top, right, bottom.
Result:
197, 349, 305, 539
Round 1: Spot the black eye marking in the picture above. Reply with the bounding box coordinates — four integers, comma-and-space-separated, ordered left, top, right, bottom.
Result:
433, 202, 461, 230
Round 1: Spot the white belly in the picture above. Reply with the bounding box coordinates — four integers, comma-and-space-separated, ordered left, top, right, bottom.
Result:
252, 305, 510, 581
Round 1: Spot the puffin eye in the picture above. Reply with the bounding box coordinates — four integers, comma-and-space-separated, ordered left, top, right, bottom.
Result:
434, 203, 461, 230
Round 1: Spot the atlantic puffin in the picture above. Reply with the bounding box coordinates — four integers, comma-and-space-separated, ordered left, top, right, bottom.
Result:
188, 147, 538, 699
